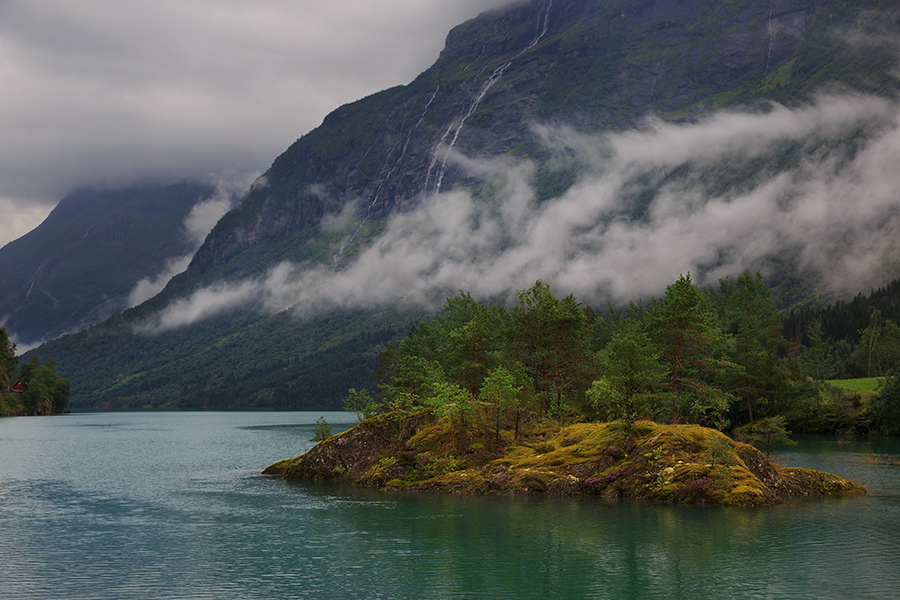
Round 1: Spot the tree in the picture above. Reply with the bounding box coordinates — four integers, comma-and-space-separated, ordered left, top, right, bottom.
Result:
800, 320, 837, 384
343, 388, 379, 422
18, 356, 70, 414
714, 270, 791, 423
645, 274, 734, 426
592, 321, 669, 425
480, 364, 526, 438
733, 416, 796, 458
443, 294, 508, 396
310, 416, 332, 442
0, 327, 17, 393
847, 310, 900, 377
872, 368, 900, 435
513, 280, 593, 416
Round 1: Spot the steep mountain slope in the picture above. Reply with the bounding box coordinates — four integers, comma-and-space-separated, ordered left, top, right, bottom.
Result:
0, 182, 217, 346
31, 0, 900, 410
190, 0, 898, 281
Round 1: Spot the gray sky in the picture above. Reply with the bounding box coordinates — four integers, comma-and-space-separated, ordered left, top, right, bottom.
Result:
0, 0, 515, 248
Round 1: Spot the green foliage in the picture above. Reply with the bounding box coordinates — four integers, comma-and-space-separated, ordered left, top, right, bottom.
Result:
872, 370, 900, 436
310, 417, 332, 442
0, 327, 16, 393
444, 293, 508, 396
733, 416, 797, 458
590, 321, 668, 425
785, 383, 869, 436
645, 274, 735, 426
784, 278, 900, 368
514, 280, 594, 415
800, 321, 838, 383
705, 434, 735, 466
587, 378, 627, 425
480, 364, 527, 438
343, 388, 379, 422
373, 273, 828, 434
35, 307, 419, 411
2, 352, 70, 416
846, 310, 900, 378
714, 271, 790, 422
426, 381, 476, 425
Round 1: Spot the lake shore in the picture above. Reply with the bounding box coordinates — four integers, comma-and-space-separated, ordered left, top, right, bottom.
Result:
264, 411, 865, 506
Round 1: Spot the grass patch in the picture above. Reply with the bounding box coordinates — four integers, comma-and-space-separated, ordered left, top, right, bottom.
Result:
827, 378, 882, 395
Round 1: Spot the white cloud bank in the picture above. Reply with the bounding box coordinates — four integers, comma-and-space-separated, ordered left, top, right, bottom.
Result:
136, 93, 900, 333
127, 173, 256, 307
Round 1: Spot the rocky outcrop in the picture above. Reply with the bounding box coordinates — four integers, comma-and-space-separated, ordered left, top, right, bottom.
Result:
264, 411, 434, 480
264, 412, 865, 507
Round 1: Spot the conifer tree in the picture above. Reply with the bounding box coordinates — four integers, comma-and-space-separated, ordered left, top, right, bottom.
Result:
645, 274, 734, 425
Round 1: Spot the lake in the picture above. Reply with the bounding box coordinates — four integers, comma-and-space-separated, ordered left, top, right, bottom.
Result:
1, 411, 898, 599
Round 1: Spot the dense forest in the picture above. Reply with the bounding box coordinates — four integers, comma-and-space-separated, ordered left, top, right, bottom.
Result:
0, 327, 70, 416
784, 279, 900, 378
348, 271, 900, 438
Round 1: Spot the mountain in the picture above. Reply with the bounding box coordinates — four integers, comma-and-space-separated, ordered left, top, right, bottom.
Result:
0, 182, 219, 347
28, 0, 900, 411
191, 0, 899, 280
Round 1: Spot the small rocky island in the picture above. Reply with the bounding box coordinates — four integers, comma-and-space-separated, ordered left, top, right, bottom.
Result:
264, 411, 864, 507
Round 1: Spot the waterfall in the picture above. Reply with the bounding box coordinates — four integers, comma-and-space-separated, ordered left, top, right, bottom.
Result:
332, 87, 441, 273
429, 0, 554, 195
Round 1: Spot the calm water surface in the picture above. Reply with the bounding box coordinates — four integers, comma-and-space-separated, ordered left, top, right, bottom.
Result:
1, 412, 898, 599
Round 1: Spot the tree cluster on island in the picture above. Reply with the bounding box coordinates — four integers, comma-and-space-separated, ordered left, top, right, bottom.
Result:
340, 270, 900, 446
0, 328, 70, 417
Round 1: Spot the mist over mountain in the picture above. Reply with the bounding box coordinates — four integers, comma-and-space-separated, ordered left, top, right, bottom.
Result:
0, 181, 241, 348
29, 0, 900, 410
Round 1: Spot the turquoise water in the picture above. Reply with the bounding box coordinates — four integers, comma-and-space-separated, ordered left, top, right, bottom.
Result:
1, 412, 899, 600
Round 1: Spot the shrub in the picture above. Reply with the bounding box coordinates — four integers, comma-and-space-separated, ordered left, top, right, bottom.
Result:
310, 417, 332, 442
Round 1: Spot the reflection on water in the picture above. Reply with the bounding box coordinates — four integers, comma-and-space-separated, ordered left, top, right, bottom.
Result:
1, 413, 898, 600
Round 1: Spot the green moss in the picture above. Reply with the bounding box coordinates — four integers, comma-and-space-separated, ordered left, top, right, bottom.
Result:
261, 458, 294, 476
269, 413, 864, 506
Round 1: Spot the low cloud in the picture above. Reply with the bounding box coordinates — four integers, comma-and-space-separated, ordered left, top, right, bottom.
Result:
127, 172, 254, 307
137, 93, 900, 333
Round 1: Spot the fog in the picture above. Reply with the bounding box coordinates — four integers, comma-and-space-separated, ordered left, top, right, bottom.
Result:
136, 93, 900, 332
127, 173, 255, 307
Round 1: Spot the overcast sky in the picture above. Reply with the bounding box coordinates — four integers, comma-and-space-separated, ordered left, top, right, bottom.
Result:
0, 0, 515, 248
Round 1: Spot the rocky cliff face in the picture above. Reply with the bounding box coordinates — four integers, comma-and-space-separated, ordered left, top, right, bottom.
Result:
191, 0, 867, 279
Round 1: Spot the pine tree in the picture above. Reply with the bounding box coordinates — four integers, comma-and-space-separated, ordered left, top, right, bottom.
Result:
645, 274, 734, 425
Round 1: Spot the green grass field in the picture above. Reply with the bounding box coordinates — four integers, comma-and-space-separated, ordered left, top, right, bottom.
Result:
826, 377, 883, 395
